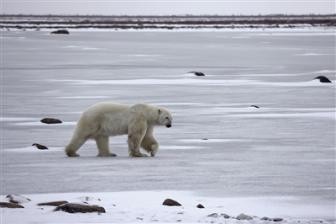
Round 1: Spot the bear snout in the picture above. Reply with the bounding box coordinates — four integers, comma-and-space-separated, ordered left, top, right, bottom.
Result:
166, 124, 172, 128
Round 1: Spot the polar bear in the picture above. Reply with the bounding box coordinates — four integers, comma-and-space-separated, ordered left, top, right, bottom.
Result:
65, 102, 172, 157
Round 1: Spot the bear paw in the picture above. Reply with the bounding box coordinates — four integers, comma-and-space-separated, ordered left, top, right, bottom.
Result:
66, 152, 80, 157
97, 152, 117, 157
150, 144, 158, 157
130, 152, 148, 157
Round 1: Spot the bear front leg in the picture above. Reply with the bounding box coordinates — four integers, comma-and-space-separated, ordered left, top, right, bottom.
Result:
95, 135, 116, 157
128, 118, 148, 157
65, 134, 88, 157
141, 136, 159, 157
128, 134, 148, 157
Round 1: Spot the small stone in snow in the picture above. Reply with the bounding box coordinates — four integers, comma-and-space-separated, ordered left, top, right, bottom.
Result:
54, 203, 106, 213
162, 198, 182, 206
0, 202, 24, 208
220, 213, 230, 219
208, 213, 230, 219
250, 105, 260, 108
32, 143, 48, 150
189, 71, 206, 76
236, 213, 253, 220
273, 218, 284, 222
207, 213, 219, 218
197, 203, 205, 208
51, 29, 70, 35
40, 118, 62, 124
261, 217, 272, 221
314, 76, 332, 83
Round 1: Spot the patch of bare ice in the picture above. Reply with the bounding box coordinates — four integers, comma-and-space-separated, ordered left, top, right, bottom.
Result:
3, 146, 63, 153
12, 121, 76, 126
160, 145, 204, 150
82, 47, 100, 51
227, 112, 335, 119
0, 117, 37, 122
57, 96, 110, 99
179, 139, 246, 143
153, 102, 203, 106
62, 45, 100, 51
296, 53, 330, 56
47, 78, 335, 87
126, 54, 161, 57
315, 69, 336, 74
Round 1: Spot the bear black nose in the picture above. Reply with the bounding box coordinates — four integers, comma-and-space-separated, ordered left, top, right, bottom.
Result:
166, 124, 171, 128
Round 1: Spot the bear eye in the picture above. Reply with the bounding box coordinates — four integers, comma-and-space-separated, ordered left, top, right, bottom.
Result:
165, 117, 169, 120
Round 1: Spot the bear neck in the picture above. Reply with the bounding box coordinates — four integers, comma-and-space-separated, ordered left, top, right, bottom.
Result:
147, 109, 160, 125
146, 114, 159, 125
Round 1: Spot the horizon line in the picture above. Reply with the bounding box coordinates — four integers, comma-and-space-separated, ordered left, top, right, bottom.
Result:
1, 13, 336, 17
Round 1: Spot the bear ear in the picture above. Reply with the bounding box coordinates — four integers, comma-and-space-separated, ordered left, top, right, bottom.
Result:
158, 109, 161, 114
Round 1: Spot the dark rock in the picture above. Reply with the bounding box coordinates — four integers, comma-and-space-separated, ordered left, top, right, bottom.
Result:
250, 105, 260, 108
202, 138, 208, 140
220, 213, 230, 219
162, 198, 182, 206
197, 203, 205, 208
207, 213, 230, 219
38, 200, 68, 206
273, 218, 284, 222
51, 29, 69, 35
207, 213, 219, 218
236, 213, 253, 220
0, 202, 24, 208
6, 194, 31, 204
314, 76, 332, 83
261, 217, 272, 221
32, 143, 48, 150
54, 203, 106, 213
40, 118, 62, 124
189, 71, 205, 76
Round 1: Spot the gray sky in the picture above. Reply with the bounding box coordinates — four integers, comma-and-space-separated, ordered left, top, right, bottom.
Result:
1, 0, 335, 15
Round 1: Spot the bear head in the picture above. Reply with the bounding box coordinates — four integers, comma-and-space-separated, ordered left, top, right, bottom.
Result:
157, 108, 172, 128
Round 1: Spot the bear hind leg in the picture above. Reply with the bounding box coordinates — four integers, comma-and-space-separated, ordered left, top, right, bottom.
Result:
95, 136, 116, 157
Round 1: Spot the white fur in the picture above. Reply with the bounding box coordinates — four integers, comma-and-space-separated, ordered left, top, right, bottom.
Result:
65, 102, 172, 157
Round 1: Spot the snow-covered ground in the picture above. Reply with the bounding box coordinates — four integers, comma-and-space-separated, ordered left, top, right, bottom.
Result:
0, 191, 334, 224
0, 30, 335, 223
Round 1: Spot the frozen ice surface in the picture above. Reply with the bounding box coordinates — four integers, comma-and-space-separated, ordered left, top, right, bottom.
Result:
11, 121, 76, 126
0, 30, 335, 222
